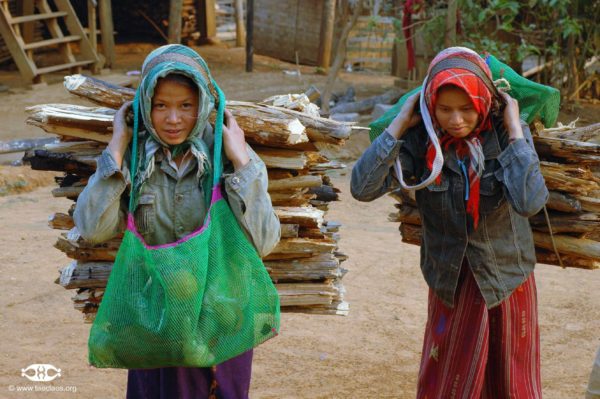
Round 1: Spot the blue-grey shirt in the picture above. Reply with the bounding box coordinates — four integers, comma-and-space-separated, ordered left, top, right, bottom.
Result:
351, 118, 548, 308
74, 144, 280, 257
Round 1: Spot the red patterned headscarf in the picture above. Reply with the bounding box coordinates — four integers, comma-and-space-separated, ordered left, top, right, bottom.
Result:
424, 47, 494, 229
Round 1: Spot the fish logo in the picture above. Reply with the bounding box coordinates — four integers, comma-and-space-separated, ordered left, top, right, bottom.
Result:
20, 364, 61, 382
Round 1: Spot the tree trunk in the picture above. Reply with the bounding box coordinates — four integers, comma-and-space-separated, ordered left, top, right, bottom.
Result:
444, 0, 457, 47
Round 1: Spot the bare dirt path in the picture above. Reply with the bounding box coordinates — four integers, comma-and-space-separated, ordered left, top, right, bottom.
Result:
0, 43, 598, 398
0, 168, 598, 398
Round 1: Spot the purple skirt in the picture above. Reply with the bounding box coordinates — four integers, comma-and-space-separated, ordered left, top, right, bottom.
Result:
126, 350, 253, 399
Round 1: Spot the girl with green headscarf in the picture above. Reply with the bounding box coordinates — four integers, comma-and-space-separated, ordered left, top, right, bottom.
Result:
74, 44, 280, 398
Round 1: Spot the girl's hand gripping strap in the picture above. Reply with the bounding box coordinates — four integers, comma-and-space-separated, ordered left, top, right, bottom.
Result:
393, 79, 444, 191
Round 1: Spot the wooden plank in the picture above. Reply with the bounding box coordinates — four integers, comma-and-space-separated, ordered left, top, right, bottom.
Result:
533, 231, 600, 260
168, 0, 183, 43
0, 137, 58, 154
546, 190, 582, 213
576, 195, 600, 213
264, 237, 337, 260
22, 35, 81, 50
269, 191, 314, 207
268, 174, 322, 191
317, 0, 335, 69
540, 161, 600, 195
253, 147, 307, 170
87, 0, 97, 51
48, 212, 74, 230
52, 185, 84, 198
53, 0, 101, 71
529, 212, 600, 234
64, 74, 135, 109
36, 60, 95, 75
234, 0, 245, 47
98, 0, 115, 67
22, 0, 34, 43
535, 249, 599, 270
198, 0, 216, 40
58, 261, 112, 289
274, 206, 324, 228
280, 223, 299, 238
0, 2, 36, 81
227, 100, 353, 142
10, 12, 67, 24
24, 149, 97, 174
245, 0, 253, 71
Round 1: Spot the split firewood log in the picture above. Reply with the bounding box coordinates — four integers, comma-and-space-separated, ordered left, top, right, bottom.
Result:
539, 161, 600, 195
62, 74, 359, 145
529, 212, 600, 235
64, 74, 135, 108
535, 249, 599, 270
532, 231, 600, 260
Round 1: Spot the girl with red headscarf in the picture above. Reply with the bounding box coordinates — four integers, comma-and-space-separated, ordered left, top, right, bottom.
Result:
351, 47, 548, 398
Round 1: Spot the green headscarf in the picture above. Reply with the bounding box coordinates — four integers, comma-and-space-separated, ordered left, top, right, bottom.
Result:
132, 44, 220, 193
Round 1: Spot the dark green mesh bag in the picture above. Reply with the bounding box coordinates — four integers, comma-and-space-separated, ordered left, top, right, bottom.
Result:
369, 54, 561, 142
88, 82, 280, 369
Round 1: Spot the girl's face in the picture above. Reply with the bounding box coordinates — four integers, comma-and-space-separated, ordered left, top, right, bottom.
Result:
434, 85, 479, 138
151, 79, 199, 146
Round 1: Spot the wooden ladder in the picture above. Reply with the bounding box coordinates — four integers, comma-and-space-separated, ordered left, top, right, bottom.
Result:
0, 0, 101, 83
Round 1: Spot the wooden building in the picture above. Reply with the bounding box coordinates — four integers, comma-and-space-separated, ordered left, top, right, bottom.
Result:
253, 0, 397, 73
253, 0, 327, 66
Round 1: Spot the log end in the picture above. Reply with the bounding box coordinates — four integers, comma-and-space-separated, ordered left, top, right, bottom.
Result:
64, 74, 86, 91
287, 119, 309, 145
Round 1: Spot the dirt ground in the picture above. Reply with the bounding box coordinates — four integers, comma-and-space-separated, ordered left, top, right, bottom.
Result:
0, 43, 599, 398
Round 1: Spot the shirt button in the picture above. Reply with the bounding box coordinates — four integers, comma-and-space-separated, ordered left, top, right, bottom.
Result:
231, 176, 240, 185
177, 226, 184, 233
175, 194, 183, 202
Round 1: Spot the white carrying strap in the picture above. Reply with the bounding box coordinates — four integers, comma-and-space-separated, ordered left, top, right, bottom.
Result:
393, 50, 508, 191
393, 78, 444, 191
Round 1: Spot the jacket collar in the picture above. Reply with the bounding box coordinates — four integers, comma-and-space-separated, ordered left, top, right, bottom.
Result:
442, 126, 501, 174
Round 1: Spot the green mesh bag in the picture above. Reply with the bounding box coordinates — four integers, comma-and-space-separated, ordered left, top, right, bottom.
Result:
369, 54, 561, 142
88, 83, 280, 369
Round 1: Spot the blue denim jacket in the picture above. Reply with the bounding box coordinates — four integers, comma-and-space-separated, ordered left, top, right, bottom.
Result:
351, 118, 548, 308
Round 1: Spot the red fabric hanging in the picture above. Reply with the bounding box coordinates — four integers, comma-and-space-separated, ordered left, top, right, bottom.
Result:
402, 0, 423, 72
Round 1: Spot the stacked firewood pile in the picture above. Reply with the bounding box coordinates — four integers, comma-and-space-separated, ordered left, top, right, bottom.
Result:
24, 74, 357, 322
388, 122, 600, 270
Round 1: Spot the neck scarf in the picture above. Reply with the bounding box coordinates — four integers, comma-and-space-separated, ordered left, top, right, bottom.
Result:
132, 44, 219, 195
424, 47, 494, 229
